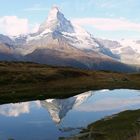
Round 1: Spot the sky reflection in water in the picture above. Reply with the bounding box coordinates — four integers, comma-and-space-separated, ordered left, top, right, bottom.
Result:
0, 89, 140, 140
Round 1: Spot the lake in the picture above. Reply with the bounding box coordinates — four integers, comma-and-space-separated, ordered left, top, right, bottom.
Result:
0, 89, 140, 140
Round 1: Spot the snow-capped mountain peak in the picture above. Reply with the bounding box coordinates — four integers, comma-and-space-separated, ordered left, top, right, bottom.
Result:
0, 6, 139, 72
38, 6, 75, 33
25, 6, 100, 52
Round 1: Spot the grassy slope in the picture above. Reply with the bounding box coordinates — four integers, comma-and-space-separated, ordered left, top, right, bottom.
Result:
61, 110, 140, 140
88, 110, 140, 140
0, 61, 140, 104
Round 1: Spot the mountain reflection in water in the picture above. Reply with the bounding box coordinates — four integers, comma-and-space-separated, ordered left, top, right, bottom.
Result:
0, 89, 140, 140
40, 91, 93, 124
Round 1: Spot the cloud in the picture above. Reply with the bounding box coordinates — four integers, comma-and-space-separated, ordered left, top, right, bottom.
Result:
0, 102, 30, 117
0, 16, 39, 36
72, 18, 140, 32
0, 16, 29, 36
0, 101, 41, 117
24, 4, 48, 12
30, 23, 40, 33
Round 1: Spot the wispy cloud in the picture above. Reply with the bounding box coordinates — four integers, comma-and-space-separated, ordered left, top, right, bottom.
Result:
0, 16, 29, 36
0, 102, 30, 117
0, 16, 39, 36
86, 0, 138, 9
75, 96, 140, 112
24, 4, 49, 12
0, 101, 41, 117
72, 18, 140, 32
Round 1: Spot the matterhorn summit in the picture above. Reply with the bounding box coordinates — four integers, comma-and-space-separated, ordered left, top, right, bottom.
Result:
38, 6, 75, 33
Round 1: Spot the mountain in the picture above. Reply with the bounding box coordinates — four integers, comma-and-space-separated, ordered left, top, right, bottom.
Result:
0, 6, 139, 72
96, 38, 140, 65
40, 91, 93, 124
0, 35, 16, 60
119, 39, 140, 65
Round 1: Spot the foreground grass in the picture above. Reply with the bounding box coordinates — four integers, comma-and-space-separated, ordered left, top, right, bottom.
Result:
61, 110, 140, 140
0, 61, 140, 104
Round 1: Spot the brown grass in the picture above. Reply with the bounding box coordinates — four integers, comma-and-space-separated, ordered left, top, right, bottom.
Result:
0, 61, 140, 104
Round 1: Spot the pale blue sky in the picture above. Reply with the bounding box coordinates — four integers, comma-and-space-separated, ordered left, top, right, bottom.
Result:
0, 0, 140, 39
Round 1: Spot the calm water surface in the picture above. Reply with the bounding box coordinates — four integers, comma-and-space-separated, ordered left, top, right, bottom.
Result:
0, 89, 140, 140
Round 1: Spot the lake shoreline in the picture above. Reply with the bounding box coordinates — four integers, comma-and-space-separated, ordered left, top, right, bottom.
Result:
0, 61, 140, 104
63, 109, 140, 140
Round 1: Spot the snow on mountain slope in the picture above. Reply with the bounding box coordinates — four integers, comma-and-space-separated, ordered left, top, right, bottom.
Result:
0, 6, 138, 71
0, 34, 14, 45
15, 6, 110, 55
97, 38, 140, 65
0, 35, 17, 60
38, 6, 75, 33
120, 39, 140, 53
95, 38, 121, 54
118, 39, 140, 65
0, 6, 120, 58
0, 43, 16, 60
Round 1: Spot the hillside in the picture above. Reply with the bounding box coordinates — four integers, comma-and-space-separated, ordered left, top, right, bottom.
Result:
0, 61, 140, 104
61, 109, 140, 140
